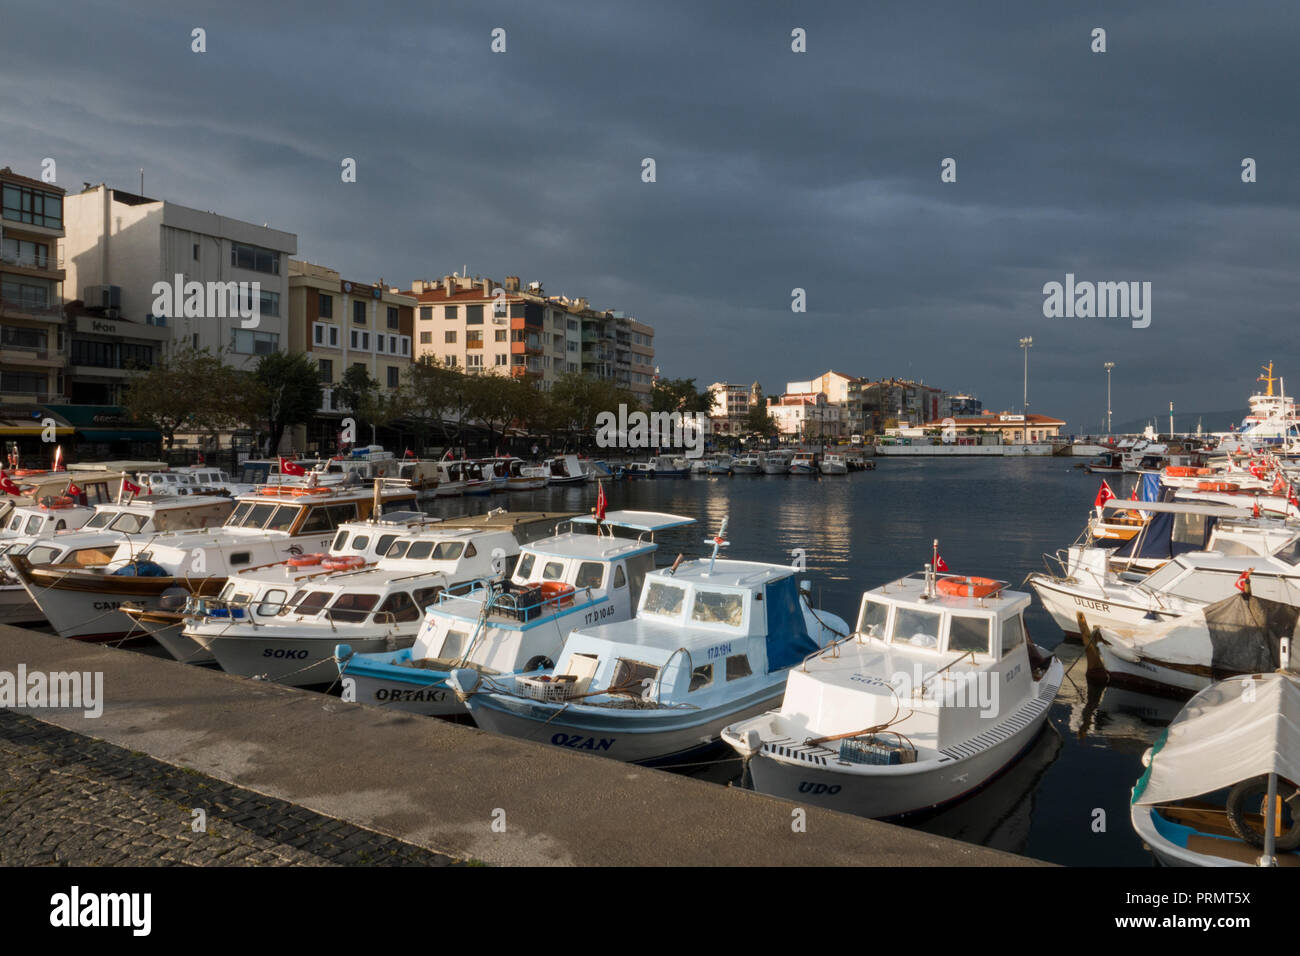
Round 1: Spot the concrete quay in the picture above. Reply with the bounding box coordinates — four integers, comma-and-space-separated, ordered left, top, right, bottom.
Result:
0, 625, 1045, 866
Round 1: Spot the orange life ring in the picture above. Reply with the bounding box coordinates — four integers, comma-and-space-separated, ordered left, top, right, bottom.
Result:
936, 576, 1001, 598
1165, 466, 1197, 477
1197, 481, 1239, 492
538, 581, 576, 607
321, 554, 365, 571
288, 553, 325, 567
40, 496, 75, 509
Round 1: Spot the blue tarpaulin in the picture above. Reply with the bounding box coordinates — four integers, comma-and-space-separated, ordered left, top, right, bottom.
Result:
763, 576, 817, 672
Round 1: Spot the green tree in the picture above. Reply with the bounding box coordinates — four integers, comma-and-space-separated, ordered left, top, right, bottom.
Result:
253, 351, 323, 454
651, 377, 715, 415
121, 347, 236, 449
550, 372, 637, 450
742, 399, 778, 438
334, 364, 379, 421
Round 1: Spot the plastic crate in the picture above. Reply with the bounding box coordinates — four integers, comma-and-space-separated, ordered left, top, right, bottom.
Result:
839, 735, 916, 766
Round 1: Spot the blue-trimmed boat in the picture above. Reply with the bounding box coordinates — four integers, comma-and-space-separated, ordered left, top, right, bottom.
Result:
449, 527, 850, 764
335, 510, 695, 714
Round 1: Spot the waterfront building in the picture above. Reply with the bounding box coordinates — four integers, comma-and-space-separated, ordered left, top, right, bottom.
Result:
853, 378, 946, 433
709, 381, 762, 437
923, 410, 1065, 443
768, 391, 840, 440
786, 370, 860, 439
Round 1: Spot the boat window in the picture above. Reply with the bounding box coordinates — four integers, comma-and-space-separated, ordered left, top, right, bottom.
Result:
24, 515, 42, 535
892, 606, 942, 648
280, 590, 331, 617
225, 502, 253, 526
299, 507, 333, 534
642, 581, 686, 618
857, 598, 890, 638
376, 592, 421, 623
440, 628, 470, 659
331, 503, 361, 525
331, 529, 348, 551
108, 512, 148, 533
351, 535, 369, 552
84, 511, 113, 529
326, 593, 380, 623
375, 534, 398, 556
1140, 562, 1184, 591
692, 590, 744, 627
575, 562, 604, 589
412, 586, 443, 609
7, 515, 20, 531
611, 658, 658, 696
1002, 614, 1026, 657
690, 664, 713, 691
515, 552, 536, 580
1273, 537, 1300, 566
726, 654, 752, 680
947, 615, 992, 655
406, 541, 434, 560
464, 542, 477, 558
613, 566, 627, 589
228, 590, 253, 607
1172, 513, 1209, 549
65, 546, 115, 566
257, 589, 288, 616
265, 505, 299, 532
432, 541, 464, 560
542, 560, 565, 581
228, 552, 251, 566
25, 545, 58, 564
243, 503, 276, 528
384, 540, 411, 559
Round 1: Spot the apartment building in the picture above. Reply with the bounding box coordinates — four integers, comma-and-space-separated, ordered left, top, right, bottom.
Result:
287, 260, 414, 421
709, 381, 762, 436
787, 370, 860, 439
63, 183, 297, 372
852, 378, 946, 434
768, 392, 840, 439
0, 167, 66, 404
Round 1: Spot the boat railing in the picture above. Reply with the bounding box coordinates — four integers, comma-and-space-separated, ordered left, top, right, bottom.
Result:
434, 580, 599, 624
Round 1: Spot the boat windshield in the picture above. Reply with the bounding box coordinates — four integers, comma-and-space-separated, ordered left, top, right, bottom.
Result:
892, 606, 942, 648
1273, 537, 1300, 567
264, 505, 300, 532
108, 512, 148, 533
84, 511, 114, 529
225, 502, 253, 527
279, 590, 331, 617
691, 590, 744, 627
326, 593, 380, 623
515, 552, 536, 579
241, 503, 277, 528
857, 598, 890, 638
947, 614, 992, 655
642, 581, 686, 618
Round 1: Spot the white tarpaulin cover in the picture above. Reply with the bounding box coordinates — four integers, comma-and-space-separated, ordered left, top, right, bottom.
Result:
1135, 673, 1300, 806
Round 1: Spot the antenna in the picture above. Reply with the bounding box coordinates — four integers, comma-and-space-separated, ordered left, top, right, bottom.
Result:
704, 518, 730, 573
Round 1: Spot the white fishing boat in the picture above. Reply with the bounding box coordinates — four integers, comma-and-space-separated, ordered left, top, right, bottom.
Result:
461, 460, 494, 495
8, 484, 416, 643
705, 455, 735, 476
187, 511, 572, 686
0, 530, 126, 626
723, 560, 1063, 819
336, 511, 694, 713
0, 498, 97, 540
432, 460, 470, 497
123, 509, 438, 664
789, 451, 816, 475
544, 454, 591, 485
761, 451, 790, 475
1085, 584, 1300, 695
451, 526, 849, 764
819, 454, 849, 475
1131, 672, 1300, 866
731, 454, 762, 475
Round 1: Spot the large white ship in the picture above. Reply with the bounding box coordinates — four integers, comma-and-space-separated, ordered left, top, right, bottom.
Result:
1238, 362, 1299, 445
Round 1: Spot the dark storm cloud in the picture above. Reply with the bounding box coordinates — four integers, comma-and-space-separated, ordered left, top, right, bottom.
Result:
3, 0, 1298, 429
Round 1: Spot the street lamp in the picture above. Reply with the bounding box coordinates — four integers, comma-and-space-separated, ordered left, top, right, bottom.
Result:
1019, 337, 1033, 413
1104, 362, 1115, 435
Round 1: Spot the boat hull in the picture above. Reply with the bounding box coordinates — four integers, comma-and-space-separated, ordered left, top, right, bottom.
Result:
336, 646, 462, 715
196, 629, 414, 687
123, 608, 215, 664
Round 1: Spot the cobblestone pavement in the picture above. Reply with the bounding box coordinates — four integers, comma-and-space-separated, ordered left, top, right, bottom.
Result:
0, 710, 462, 866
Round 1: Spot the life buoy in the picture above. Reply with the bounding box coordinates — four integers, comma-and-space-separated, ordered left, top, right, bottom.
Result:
288, 553, 325, 567
1165, 466, 1198, 477
1197, 481, 1239, 492
539, 582, 576, 607
39, 496, 74, 509
936, 576, 1001, 598
321, 554, 365, 571
1226, 775, 1300, 851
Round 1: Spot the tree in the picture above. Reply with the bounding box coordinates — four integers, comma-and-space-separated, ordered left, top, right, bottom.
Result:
334, 364, 379, 422
651, 377, 715, 415
252, 351, 322, 455
742, 399, 778, 438
121, 347, 236, 449
401, 355, 470, 453
550, 372, 637, 450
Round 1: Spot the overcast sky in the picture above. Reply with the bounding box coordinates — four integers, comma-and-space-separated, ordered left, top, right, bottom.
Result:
3, 0, 1298, 431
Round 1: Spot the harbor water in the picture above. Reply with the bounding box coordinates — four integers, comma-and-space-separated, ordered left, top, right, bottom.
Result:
416, 457, 1160, 866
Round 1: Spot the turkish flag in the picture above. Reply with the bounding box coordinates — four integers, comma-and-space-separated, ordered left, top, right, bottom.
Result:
1235, 568, 1253, 593
1094, 481, 1115, 508
279, 457, 306, 477
935, 555, 949, 573
122, 478, 142, 497
595, 481, 607, 522
0, 472, 19, 496
66, 482, 83, 498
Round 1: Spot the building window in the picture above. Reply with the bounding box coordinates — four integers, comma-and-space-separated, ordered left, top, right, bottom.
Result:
494, 329, 507, 342
250, 288, 280, 318
399, 336, 410, 356
230, 242, 280, 275
0, 370, 48, 394
192, 243, 200, 261
510, 303, 525, 319
353, 300, 366, 324
318, 358, 333, 382
419, 331, 431, 344
445, 305, 458, 320
231, 329, 280, 355
1, 184, 62, 229
2, 326, 47, 351
466, 330, 482, 347
444, 331, 457, 344
465, 304, 483, 325
0, 277, 52, 310
420, 306, 432, 320
387, 307, 399, 329
0, 238, 49, 269
445, 355, 457, 367
319, 293, 333, 318
494, 354, 508, 366
376, 335, 386, 355
387, 366, 399, 388
466, 354, 483, 368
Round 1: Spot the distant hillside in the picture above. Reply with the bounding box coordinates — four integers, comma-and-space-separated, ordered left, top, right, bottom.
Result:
1106, 410, 1243, 436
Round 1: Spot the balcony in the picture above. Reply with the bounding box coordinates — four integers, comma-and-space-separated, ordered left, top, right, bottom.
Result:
0, 298, 62, 322
0, 343, 61, 367
0, 249, 65, 282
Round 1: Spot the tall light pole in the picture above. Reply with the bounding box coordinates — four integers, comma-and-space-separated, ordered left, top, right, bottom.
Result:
1019, 337, 1033, 413
1104, 362, 1115, 435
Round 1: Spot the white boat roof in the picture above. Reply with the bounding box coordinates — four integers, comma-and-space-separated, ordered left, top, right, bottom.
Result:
865, 572, 1032, 615
572, 617, 742, 655
1104, 499, 1250, 516
654, 558, 794, 590
569, 510, 695, 532
522, 531, 655, 561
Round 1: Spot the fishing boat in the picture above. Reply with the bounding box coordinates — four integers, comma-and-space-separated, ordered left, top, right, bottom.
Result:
0, 498, 98, 540
8, 484, 416, 643
336, 511, 694, 713
1131, 672, 1300, 866
762, 451, 790, 475
450, 525, 850, 764
623, 456, 689, 479
544, 454, 591, 485
1083, 581, 1300, 695
819, 454, 848, 475
1085, 450, 1125, 474
123, 509, 437, 664
723, 558, 1063, 819
789, 451, 816, 475
432, 460, 471, 497
186, 514, 567, 686
731, 454, 762, 475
